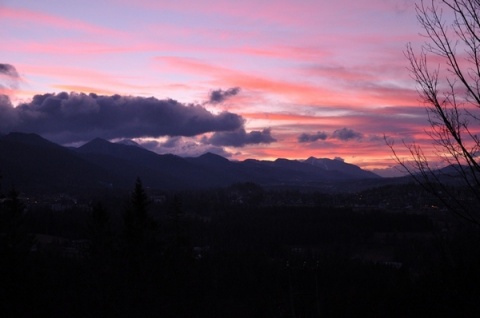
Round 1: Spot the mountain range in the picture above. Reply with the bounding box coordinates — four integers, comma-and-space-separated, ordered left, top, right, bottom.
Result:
0, 132, 381, 193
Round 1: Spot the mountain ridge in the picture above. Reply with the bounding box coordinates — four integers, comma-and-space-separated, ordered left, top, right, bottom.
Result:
1, 133, 382, 193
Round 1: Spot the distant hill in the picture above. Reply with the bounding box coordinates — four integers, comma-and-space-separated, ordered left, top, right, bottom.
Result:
1, 133, 384, 194
303, 157, 379, 179
0, 133, 124, 193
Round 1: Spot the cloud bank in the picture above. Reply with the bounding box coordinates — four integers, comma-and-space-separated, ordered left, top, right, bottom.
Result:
0, 92, 245, 143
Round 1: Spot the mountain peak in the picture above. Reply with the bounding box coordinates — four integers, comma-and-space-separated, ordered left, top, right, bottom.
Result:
78, 138, 113, 153
197, 152, 230, 163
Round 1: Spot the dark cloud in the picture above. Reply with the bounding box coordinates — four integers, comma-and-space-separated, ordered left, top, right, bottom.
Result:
298, 131, 328, 143
297, 129, 362, 143
0, 64, 19, 78
0, 95, 17, 131
208, 87, 240, 104
0, 64, 20, 91
331, 128, 362, 141
0, 92, 244, 143
206, 128, 276, 147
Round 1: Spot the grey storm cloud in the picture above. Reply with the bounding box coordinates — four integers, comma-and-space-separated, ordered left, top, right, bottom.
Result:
331, 128, 362, 141
0, 92, 244, 143
298, 131, 328, 143
206, 128, 276, 147
208, 87, 240, 104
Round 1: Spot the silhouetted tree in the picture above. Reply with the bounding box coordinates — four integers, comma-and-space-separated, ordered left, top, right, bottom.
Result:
123, 178, 151, 245
121, 178, 158, 275
119, 178, 162, 315
390, 0, 480, 225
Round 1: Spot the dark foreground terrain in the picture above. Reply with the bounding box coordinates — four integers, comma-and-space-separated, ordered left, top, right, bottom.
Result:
1, 180, 480, 317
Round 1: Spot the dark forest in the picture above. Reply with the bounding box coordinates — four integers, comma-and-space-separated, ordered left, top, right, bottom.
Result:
2, 177, 480, 317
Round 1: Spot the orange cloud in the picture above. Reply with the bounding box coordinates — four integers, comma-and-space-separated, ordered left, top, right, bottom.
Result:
51, 85, 117, 96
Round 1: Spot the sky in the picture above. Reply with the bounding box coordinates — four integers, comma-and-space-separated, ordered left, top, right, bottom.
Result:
0, 0, 435, 176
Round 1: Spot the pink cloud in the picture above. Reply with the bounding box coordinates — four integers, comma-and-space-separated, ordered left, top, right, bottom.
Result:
157, 56, 361, 106
127, 0, 415, 30
11, 64, 161, 98
0, 6, 125, 38
2, 38, 182, 57
157, 55, 421, 108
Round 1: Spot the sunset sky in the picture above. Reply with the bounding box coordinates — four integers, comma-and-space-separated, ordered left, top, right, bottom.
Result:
1, 0, 434, 175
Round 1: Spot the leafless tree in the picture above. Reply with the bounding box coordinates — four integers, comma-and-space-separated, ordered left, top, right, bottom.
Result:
390, 0, 480, 225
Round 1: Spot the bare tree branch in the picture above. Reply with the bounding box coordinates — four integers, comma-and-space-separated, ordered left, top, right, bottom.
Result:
394, 0, 480, 225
